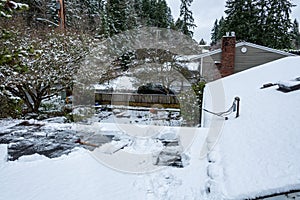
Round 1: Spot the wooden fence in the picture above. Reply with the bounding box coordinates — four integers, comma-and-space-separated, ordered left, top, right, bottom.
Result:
95, 93, 180, 108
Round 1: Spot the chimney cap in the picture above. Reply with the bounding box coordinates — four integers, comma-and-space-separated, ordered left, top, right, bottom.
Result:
223, 31, 236, 37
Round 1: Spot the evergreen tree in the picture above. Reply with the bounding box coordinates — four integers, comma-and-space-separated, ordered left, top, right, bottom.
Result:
146, 0, 172, 28
291, 19, 300, 49
210, 16, 226, 45
153, 0, 172, 28
199, 38, 206, 45
106, 0, 125, 34
100, 1, 110, 37
104, 0, 173, 36
25, 0, 175, 37
224, 0, 258, 42
263, 0, 294, 49
176, 0, 196, 37
140, 0, 151, 25
217, 16, 226, 40
220, 0, 295, 49
211, 19, 219, 45
124, 0, 138, 30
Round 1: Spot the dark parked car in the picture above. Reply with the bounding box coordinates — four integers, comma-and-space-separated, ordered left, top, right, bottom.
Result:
137, 83, 175, 95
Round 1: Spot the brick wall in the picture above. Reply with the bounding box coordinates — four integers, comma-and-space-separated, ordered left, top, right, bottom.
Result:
220, 35, 236, 77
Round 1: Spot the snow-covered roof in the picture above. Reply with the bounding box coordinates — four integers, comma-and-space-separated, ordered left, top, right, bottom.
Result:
188, 41, 295, 61
94, 76, 136, 91
202, 56, 300, 199
181, 62, 199, 71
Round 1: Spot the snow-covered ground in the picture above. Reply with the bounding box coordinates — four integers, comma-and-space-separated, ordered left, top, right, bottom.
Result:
0, 121, 210, 200
93, 106, 183, 127
203, 56, 300, 199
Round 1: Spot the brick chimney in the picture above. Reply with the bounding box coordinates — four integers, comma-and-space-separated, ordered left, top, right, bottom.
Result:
220, 32, 236, 77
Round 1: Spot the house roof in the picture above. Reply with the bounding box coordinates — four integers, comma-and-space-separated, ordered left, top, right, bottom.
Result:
188, 41, 295, 61
202, 56, 300, 199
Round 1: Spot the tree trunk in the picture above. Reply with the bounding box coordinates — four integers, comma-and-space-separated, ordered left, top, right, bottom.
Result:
33, 98, 42, 113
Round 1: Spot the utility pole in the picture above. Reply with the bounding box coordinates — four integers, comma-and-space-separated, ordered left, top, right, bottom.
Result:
57, 0, 65, 29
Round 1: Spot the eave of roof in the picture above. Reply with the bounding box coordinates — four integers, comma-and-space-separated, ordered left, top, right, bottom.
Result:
188, 41, 296, 61
236, 41, 296, 56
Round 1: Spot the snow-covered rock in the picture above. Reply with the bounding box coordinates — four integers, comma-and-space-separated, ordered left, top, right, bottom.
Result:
42, 116, 68, 124
156, 131, 179, 142
155, 145, 184, 167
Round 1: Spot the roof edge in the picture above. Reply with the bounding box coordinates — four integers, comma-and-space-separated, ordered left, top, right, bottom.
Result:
236, 41, 296, 56
189, 42, 296, 61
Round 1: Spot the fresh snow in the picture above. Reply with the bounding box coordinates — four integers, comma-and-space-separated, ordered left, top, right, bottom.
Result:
94, 75, 135, 91
202, 56, 300, 199
277, 79, 300, 87
0, 145, 7, 168
1, 56, 300, 200
0, 121, 211, 200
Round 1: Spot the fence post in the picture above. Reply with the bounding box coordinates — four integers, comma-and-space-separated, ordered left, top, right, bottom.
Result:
235, 97, 240, 118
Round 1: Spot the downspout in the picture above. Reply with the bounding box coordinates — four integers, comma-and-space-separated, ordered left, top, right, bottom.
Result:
200, 57, 203, 78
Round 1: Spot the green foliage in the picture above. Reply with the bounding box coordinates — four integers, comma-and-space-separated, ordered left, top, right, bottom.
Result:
211, 19, 219, 45
176, 81, 205, 126
0, 0, 198, 118
192, 81, 205, 124
0, 24, 96, 114
212, 0, 296, 49
11, 0, 187, 38
199, 38, 206, 45
103, 0, 174, 36
175, 0, 196, 37
291, 19, 300, 49
0, 1, 29, 68
192, 81, 205, 104
0, 95, 23, 118
117, 50, 136, 71
0, 0, 28, 18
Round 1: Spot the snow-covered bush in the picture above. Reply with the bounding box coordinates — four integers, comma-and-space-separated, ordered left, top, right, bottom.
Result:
0, 21, 97, 114
0, 94, 23, 118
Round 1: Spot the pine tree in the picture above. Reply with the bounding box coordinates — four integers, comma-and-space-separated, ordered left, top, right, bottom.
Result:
291, 19, 300, 49
220, 0, 295, 49
140, 0, 151, 25
106, 0, 125, 34
263, 0, 294, 49
124, 0, 138, 30
176, 0, 196, 37
65, 0, 103, 32
211, 19, 219, 45
144, 0, 172, 28
210, 16, 226, 45
224, 0, 258, 42
105, 0, 174, 36
217, 16, 226, 40
199, 38, 206, 45
153, 0, 173, 28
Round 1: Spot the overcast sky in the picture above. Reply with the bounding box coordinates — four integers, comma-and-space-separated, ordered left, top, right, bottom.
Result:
166, 0, 300, 43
